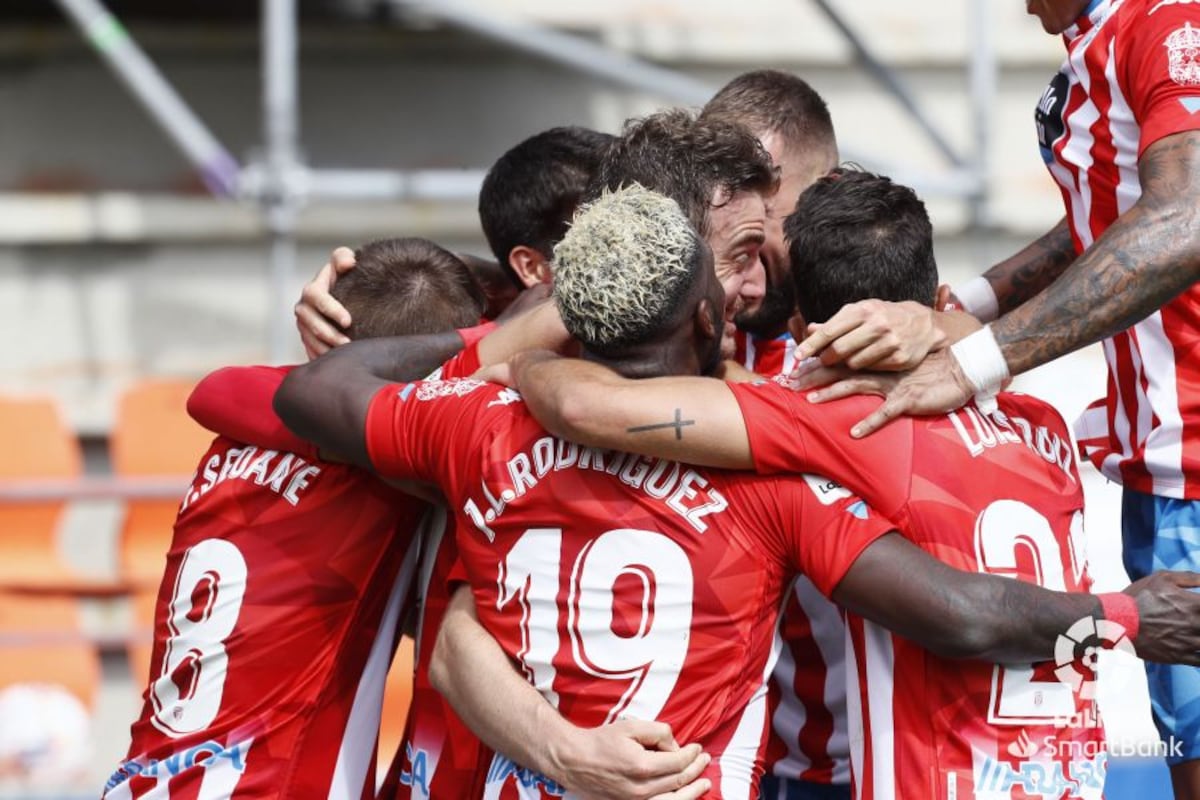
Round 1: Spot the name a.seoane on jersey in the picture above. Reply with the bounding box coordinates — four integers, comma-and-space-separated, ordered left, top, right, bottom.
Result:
463, 437, 729, 541
178, 445, 321, 514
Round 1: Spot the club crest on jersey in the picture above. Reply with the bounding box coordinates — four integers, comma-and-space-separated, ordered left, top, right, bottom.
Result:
415, 378, 486, 401
1166, 23, 1200, 86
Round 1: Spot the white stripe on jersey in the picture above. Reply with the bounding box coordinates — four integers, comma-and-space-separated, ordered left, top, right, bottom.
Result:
1060, 43, 1101, 250
863, 622, 896, 799
197, 739, 255, 800
1137, 313, 1186, 495
328, 517, 424, 799
845, 630, 864, 800
720, 630, 783, 800
794, 577, 851, 784
412, 505, 449, 665
1103, 37, 1142, 215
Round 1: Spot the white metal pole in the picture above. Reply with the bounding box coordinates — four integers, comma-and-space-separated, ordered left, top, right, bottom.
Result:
967, 0, 996, 228
55, 0, 240, 196
263, 0, 301, 363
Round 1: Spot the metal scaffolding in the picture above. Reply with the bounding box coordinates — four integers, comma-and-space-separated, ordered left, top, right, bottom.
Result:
53, 0, 997, 361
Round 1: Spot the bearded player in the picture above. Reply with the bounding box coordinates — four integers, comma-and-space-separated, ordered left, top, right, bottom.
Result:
490, 170, 1200, 799
272, 185, 1200, 800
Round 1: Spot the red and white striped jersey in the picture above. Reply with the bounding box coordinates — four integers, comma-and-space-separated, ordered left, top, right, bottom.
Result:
1042, 0, 1200, 497
103, 435, 427, 800
364, 378, 894, 800
734, 329, 851, 786
729, 383, 1102, 800
733, 330, 800, 380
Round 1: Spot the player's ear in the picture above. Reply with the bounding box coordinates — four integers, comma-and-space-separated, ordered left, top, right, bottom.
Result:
787, 310, 807, 342
695, 297, 718, 342
508, 246, 552, 288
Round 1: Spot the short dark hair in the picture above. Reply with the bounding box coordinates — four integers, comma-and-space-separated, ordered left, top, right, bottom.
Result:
587, 109, 778, 238
701, 69, 835, 152
478, 126, 617, 286
785, 168, 937, 325
333, 238, 486, 339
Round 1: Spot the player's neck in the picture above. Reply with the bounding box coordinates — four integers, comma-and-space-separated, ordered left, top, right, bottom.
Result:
585, 338, 702, 380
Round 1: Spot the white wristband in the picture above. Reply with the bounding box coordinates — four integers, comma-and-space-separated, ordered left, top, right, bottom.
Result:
955, 276, 1000, 323
950, 325, 1010, 412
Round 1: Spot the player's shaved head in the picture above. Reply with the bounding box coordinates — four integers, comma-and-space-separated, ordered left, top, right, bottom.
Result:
552, 184, 707, 357
333, 238, 486, 339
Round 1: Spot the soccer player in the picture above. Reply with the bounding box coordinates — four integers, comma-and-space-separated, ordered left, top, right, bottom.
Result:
786, 5, 1200, 790
102, 238, 487, 800
584, 108, 774, 359
699, 70, 852, 800
490, 170, 1200, 798
478, 126, 617, 290
273, 186, 1197, 800
293, 126, 614, 358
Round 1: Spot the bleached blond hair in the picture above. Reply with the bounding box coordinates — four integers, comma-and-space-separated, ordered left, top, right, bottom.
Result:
552, 184, 702, 354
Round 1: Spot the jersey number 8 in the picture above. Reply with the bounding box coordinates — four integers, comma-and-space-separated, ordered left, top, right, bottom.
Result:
150, 538, 248, 738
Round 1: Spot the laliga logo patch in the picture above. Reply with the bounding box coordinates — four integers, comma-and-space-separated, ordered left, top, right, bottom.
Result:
1053, 616, 1135, 700
1166, 22, 1200, 86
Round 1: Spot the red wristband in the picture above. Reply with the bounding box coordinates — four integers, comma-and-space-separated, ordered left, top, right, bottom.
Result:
457, 321, 499, 349
1098, 592, 1140, 643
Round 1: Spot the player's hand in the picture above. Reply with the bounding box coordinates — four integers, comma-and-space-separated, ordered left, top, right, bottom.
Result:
295, 247, 356, 359
472, 361, 514, 387
795, 349, 975, 437
796, 299, 945, 371
1124, 570, 1200, 665
550, 719, 711, 800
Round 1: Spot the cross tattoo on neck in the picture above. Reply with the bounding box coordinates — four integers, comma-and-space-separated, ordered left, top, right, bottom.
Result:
626, 408, 696, 440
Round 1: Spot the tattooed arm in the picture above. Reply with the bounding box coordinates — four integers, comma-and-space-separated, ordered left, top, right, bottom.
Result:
809, 129, 1200, 436
994, 131, 1200, 373
978, 217, 1077, 316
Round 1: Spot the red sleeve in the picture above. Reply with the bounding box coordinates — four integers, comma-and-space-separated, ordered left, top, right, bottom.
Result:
187, 365, 317, 458
437, 341, 483, 380
726, 381, 913, 521
1120, 3, 1200, 156
774, 476, 895, 597
456, 321, 498, 350
363, 377, 498, 489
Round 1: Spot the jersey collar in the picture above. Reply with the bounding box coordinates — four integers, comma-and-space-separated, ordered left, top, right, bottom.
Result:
1064, 0, 1112, 41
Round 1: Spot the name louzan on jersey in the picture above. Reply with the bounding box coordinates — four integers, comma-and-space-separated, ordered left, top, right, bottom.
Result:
178, 445, 322, 514
948, 406, 1076, 483
463, 437, 730, 541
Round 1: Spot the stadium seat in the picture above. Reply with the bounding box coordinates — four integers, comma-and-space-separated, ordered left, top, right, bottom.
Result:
110, 378, 211, 588
126, 588, 160, 688
377, 636, 415, 782
0, 394, 86, 589
0, 589, 101, 708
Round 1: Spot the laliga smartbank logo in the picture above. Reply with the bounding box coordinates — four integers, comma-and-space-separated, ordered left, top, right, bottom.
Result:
1053, 616, 1136, 700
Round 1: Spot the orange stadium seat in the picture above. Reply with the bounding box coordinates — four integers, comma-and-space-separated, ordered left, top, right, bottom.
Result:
110, 378, 212, 588
377, 636, 415, 782
0, 394, 85, 588
0, 590, 101, 708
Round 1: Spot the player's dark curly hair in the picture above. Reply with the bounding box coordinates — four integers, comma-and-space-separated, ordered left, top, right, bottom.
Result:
479, 126, 617, 287
785, 167, 937, 325
586, 108, 779, 238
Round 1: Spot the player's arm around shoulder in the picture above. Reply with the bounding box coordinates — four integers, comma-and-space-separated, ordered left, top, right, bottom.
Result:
504, 351, 753, 469
430, 586, 712, 800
